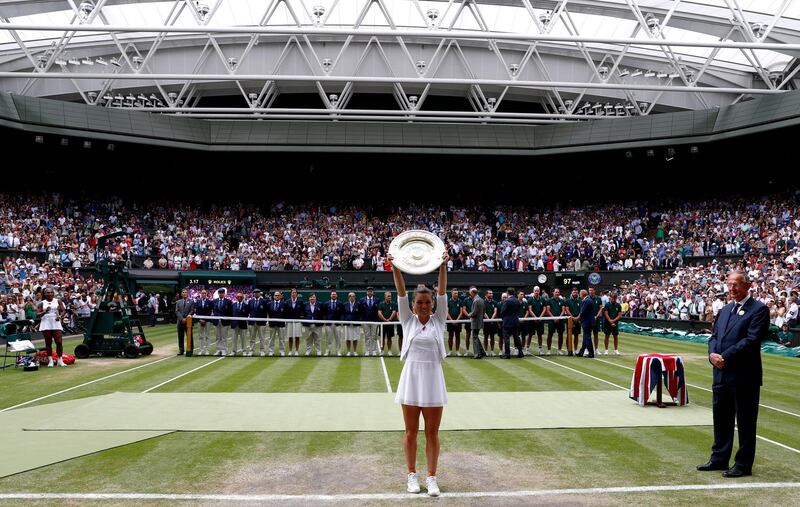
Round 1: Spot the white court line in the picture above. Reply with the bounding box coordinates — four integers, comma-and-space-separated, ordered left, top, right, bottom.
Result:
553, 356, 800, 455
1, 482, 798, 502
375, 334, 392, 393
379, 355, 392, 394
594, 358, 800, 419
142, 357, 225, 393
534, 356, 627, 390
0, 355, 175, 413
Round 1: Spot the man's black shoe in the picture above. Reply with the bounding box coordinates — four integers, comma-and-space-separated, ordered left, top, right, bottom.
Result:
696, 461, 728, 472
722, 465, 752, 478
177, 351, 184, 356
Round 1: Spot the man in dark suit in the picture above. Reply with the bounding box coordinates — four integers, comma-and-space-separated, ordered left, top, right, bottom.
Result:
500, 287, 524, 358
360, 287, 380, 356
267, 290, 286, 356
698, 271, 768, 478
230, 292, 249, 356
343, 292, 361, 356
303, 293, 323, 356
247, 288, 267, 356
175, 289, 195, 356
285, 288, 304, 356
194, 289, 213, 355
212, 288, 233, 356
322, 290, 344, 356
576, 289, 596, 358
468, 287, 486, 359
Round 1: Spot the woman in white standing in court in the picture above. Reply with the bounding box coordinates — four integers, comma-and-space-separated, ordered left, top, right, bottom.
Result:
37, 287, 67, 367
389, 250, 449, 497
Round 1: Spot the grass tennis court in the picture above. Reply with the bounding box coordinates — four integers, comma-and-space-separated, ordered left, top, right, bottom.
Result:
0, 326, 798, 505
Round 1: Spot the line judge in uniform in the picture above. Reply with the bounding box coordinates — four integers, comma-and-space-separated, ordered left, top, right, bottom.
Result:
389, 251, 449, 497
697, 270, 768, 478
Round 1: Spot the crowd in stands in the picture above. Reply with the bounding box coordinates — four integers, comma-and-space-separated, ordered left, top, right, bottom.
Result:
0, 254, 104, 328
616, 254, 799, 329
1, 192, 799, 273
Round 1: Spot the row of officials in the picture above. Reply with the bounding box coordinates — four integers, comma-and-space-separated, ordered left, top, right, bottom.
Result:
173, 286, 401, 357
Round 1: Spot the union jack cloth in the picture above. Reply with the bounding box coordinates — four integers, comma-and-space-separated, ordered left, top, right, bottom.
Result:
630, 353, 689, 406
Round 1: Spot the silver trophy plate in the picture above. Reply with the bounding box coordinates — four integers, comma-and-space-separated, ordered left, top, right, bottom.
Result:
388, 230, 446, 275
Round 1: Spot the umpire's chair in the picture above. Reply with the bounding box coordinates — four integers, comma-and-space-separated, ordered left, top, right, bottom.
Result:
1, 320, 38, 370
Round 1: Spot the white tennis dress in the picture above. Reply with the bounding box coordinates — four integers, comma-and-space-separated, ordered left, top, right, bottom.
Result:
39, 299, 63, 331
394, 294, 448, 407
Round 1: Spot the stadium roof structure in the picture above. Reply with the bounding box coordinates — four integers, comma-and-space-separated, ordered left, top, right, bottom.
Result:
0, 0, 799, 126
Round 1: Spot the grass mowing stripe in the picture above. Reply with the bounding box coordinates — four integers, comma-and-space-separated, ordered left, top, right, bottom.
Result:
533, 356, 627, 390
298, 358, 340, 392
330, 356, 363, 392
260, 357, 319, 392
362, 357, 391, 392
142, 357, 225, 393
0, 355, 175, 412
510, 358, 611, 391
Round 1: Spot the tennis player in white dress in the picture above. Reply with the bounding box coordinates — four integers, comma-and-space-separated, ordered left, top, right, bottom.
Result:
37, 287, 67, 367
389, 251, 449, 497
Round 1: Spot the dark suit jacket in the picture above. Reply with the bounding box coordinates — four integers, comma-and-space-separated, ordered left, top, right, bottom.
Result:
303, 302, 323, 327
266, 299, 286, 328
343, 301, 361, 322
359, 297, 379, 322
708, 298, 768, 386
322, 300, 343, 321
212, 298, 233, 326
500, 297, 520, 328
285, 298, 304, 320
248, 297, 267, 326
231, 300, 249, 329
195, 298, 213, 317
579, 296, 596, 327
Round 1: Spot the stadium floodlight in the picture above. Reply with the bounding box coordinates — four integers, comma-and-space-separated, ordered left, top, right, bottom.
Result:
81, 57, 93, 66
416, 60, 426, 73
508, 63, 519, 75
95, 57, 108, 66
408, 95, 418, 108
751, 22, 768, 39
618, 68, 630, 78
68, 57, 80, 66
109, 57, 121, 67
79, 2, 94, 20
630, 69, 643, 77
132, 56, 144, 69
598, 66, 609, 79
539, 11, 552, 26
644, 70, 656, 77
645, 14, 660, 33
55, 57, 67, 66
657, 71, 668, 78
195, 2, 210, 20
312, 5, 325, 26
322, 58, 333, 72
426, 8, 439, 28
